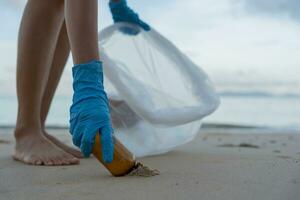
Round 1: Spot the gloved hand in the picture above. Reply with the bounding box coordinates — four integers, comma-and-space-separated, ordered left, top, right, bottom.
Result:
69, 60, 114, 163
109, 0, 150, 34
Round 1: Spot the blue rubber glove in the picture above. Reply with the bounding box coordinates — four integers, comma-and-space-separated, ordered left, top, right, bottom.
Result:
109, 0, 150, 34
69, 60, 114, 163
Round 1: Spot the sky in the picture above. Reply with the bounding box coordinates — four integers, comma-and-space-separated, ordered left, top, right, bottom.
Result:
0, 0, 300, 96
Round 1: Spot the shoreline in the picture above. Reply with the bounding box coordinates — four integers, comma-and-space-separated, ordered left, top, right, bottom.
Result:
1, 123, 300, 134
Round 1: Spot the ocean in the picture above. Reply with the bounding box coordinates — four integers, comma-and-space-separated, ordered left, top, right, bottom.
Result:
1, 92, 300, 131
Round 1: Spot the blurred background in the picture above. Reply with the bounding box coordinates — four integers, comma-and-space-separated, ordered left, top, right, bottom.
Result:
0, 0, 299, 130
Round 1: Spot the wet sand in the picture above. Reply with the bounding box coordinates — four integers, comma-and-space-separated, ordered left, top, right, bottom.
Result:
0, 127, 300, 200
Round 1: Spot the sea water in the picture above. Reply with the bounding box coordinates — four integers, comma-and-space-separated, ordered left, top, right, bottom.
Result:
1, 93, 299, 131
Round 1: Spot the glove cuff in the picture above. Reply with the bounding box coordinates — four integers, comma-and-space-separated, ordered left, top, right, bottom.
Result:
72, 60, 103, 84
109, 0, 127, 10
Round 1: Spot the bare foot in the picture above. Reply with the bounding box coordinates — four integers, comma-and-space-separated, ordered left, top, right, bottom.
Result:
43, 131, 83, 158
14, 129, 79, 166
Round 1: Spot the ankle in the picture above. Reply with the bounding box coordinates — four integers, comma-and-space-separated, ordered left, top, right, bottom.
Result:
14, 124, 42, 139
41, 123, 46, 132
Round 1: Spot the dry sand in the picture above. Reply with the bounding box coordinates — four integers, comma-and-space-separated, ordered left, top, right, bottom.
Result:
0, 127, 300, 200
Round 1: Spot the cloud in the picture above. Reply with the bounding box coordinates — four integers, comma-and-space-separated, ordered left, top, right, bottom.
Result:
143, 0, 300, 82
1, 0, 300, 96
239, 0, 300, 20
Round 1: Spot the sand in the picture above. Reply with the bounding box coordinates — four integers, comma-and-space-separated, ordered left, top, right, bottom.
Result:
0, 127, 300, 200
127, 162, 160, 177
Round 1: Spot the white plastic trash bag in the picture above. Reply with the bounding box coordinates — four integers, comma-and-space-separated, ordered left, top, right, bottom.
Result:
99, 23, 220, 157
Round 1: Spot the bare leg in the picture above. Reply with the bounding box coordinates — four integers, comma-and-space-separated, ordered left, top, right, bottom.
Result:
65, 0, 99, 64
40, 22, 83, 158
14, 0, 79, 165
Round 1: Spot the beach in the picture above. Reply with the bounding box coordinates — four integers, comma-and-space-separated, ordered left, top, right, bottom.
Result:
1, 126, 299, 200
1, 1, 300, 200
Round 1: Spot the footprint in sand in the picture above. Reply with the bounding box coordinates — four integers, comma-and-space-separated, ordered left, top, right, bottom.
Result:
217, 143, 260, 149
